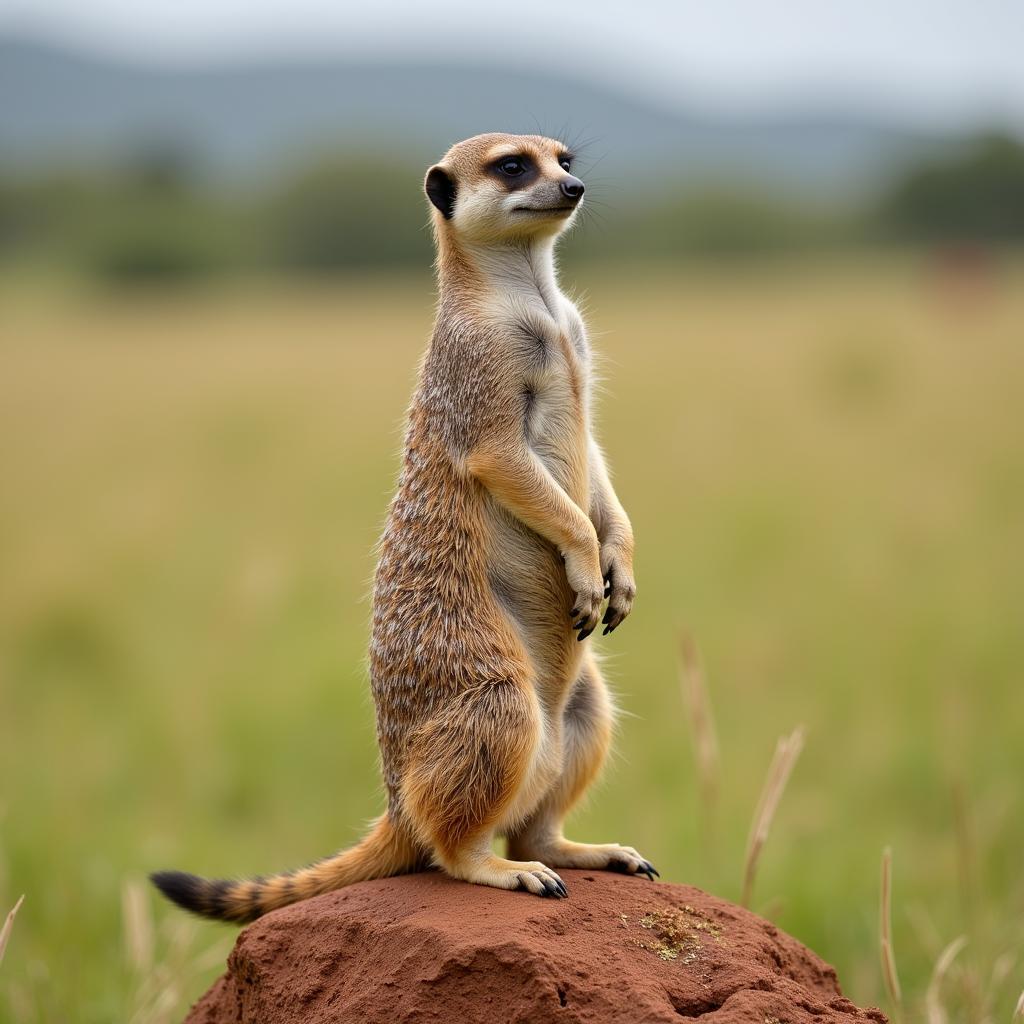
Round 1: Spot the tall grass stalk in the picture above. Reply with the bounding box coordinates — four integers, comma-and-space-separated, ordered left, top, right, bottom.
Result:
679, 632, 720, 840
880, 846, 903, 1020
124, 900, 231, 1024
988, 952, 1015, 995
925, 935, 967, 1024
980, 955, 1018, 1024
122, 877, 155, 974
0, 895, 25, 968
741, 726, 804, 909
1013, 988, 1024, 1022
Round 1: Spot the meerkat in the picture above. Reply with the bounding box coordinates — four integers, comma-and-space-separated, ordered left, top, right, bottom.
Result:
151, 133, 655, 922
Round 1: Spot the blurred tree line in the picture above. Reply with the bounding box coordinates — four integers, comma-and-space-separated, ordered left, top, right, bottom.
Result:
1, 133, 1022, 285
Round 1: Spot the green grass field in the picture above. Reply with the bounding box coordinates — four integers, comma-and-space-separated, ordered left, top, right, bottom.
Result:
2, 256, 1022, 1022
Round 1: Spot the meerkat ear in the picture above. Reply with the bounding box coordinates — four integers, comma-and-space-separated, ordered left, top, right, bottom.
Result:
424, 165, 457, 220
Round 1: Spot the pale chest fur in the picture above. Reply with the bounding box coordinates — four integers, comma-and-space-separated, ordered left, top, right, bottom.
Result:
498, 291, 592, 505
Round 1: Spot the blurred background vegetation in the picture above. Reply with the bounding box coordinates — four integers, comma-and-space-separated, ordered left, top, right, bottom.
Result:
3, 132, 1024, 283
1, 11, 1023, 1024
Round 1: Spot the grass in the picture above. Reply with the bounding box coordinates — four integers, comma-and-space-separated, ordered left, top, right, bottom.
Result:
881, 847, 904, 1018
925, 934, 967, 1024
0, 897, 25, 968
741, 726, 805, 910
678, 633, 719, 838
1, 254, 1023, 1022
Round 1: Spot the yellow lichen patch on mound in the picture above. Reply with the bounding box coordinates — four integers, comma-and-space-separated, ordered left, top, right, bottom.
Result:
624, 905, 724, 964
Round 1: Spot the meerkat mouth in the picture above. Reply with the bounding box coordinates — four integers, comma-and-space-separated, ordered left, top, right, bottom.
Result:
513, 205, 578, 216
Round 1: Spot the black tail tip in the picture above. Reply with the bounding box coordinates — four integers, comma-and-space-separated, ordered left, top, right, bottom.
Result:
150, 869, 206, 913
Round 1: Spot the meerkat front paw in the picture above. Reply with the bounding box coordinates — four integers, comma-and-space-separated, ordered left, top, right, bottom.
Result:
600, 545, 636, 635
563, 542, 604, 641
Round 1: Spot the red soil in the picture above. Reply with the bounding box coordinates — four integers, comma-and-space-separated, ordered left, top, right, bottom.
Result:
185, 870, 887, 1023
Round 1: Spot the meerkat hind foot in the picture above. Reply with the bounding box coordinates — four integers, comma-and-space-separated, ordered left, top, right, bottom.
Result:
450, 854, 568, 899
523, 839, 659, 881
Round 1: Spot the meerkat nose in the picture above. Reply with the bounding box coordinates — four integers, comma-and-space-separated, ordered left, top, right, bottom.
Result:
560, 176, 585, 201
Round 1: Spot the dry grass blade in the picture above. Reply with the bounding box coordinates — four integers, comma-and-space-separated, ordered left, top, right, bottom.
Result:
1013, 988, 1024, 1022
741, 726, 805, 909
925, 934, 967, 1024
0, 895, 25, 968
989, 952, 1015, 993
980, 952, 1017, 1023
122, 876, 155, 974
126, 915, 202, 1024
679, 632, 720, 832
880, 847, 903, 1018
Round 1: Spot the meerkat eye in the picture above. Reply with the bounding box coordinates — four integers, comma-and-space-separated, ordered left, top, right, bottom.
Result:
559, 157, 572, 172
498, 157, 526, 176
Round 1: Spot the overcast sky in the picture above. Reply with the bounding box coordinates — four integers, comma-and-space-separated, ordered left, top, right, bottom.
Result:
3, 0, 1023, 128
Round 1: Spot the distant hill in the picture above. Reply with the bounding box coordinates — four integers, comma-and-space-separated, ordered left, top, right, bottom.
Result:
0, 35, 962, 197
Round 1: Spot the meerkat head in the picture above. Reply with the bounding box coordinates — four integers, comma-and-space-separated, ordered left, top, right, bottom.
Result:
424, 133, 584, 245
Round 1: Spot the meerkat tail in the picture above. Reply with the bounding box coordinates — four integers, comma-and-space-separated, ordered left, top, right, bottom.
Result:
150, 815, 411, 924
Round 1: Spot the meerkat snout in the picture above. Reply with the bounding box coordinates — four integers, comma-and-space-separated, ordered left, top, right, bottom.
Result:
560, 176, 585, 201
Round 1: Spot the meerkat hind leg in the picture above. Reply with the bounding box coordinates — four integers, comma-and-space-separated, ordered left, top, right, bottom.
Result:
507, 657, 659, 880
444, 833, 568, 898
401, 678, 568, 898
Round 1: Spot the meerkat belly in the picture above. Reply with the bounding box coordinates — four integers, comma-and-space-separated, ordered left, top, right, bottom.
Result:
528, 347, 589, 505
483, 352, 590, 692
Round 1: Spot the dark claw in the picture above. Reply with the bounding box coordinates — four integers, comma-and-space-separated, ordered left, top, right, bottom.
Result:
577, 626, 594, 642
602, 606, 616, 625
604, 618, 621, 636
537, 874, 562, 898
554, 879, 568, 898
573, 617, 588, 631
641, 861, 660, 878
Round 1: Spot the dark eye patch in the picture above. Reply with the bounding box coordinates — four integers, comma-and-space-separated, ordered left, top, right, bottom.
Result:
499, 156, 527, 176
487, 154, 539, 191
